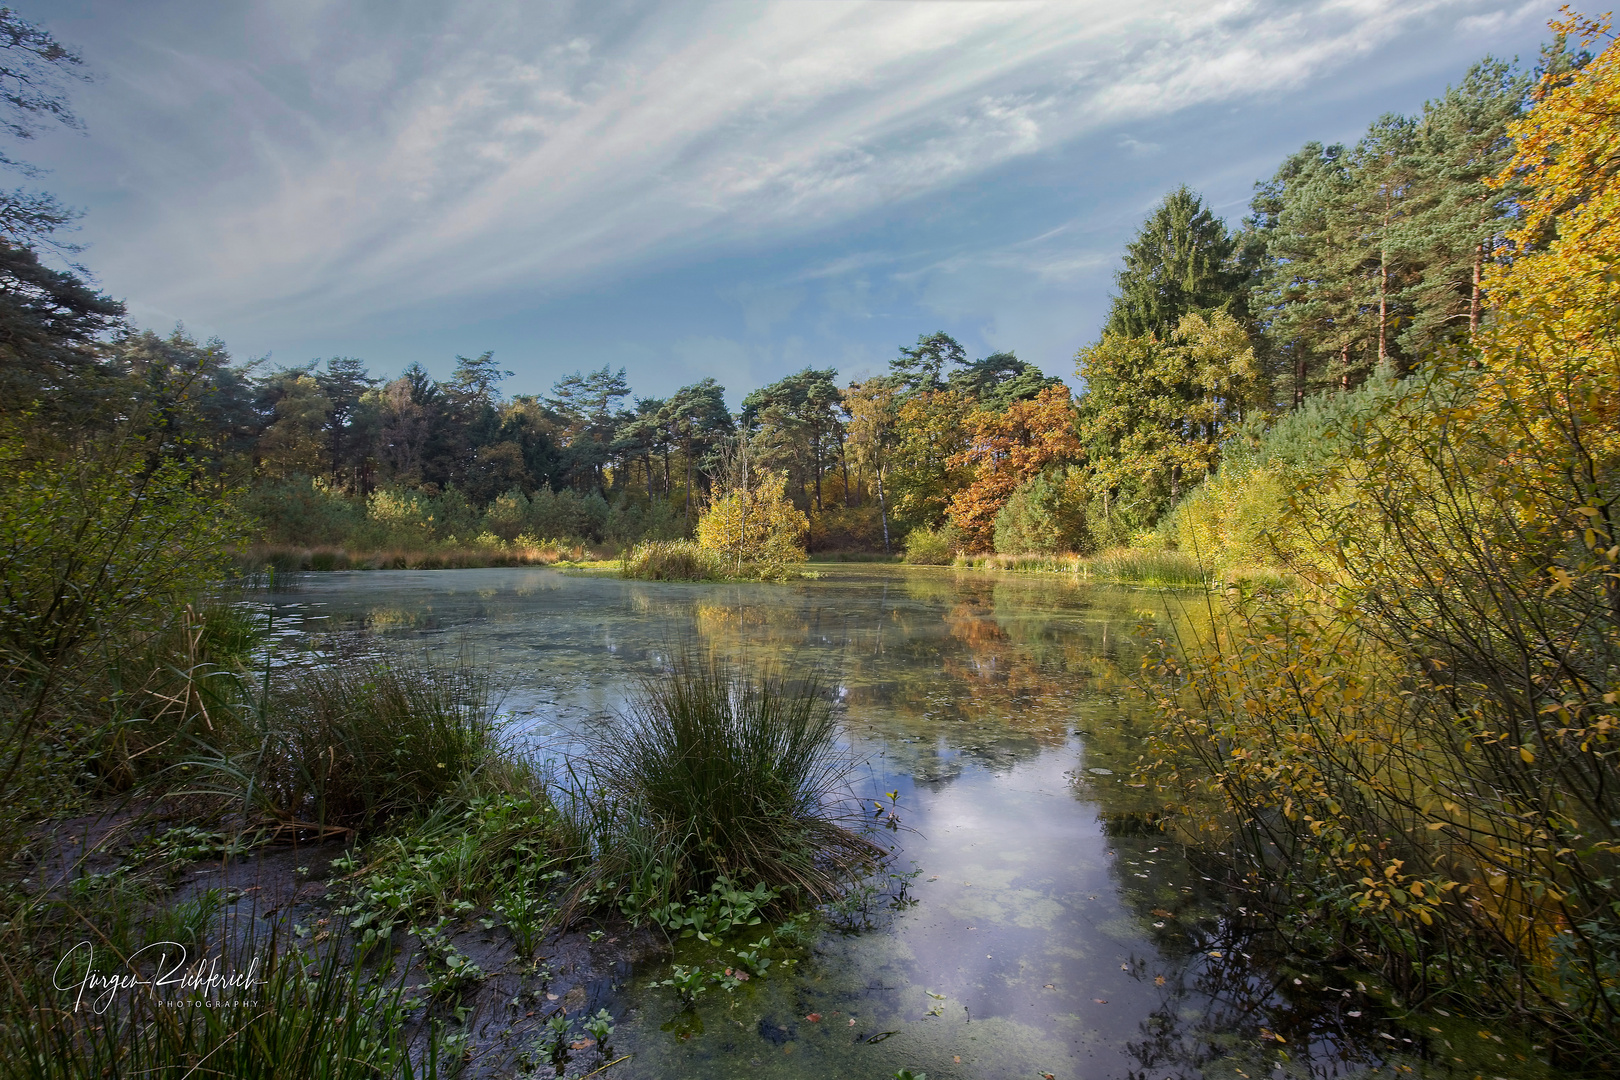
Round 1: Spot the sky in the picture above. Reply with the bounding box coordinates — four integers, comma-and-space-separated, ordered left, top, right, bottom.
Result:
21, 0, 1559, 405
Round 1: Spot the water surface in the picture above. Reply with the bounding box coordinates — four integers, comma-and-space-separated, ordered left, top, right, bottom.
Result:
269, 566, 1504, 1080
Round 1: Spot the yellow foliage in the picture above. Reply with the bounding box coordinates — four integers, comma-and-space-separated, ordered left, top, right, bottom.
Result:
1478, 11, 1620, 505
695, 472, 808, 576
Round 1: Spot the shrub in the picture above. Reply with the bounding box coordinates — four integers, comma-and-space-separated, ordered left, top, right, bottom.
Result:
0, 428, 242, 827
565, 656, 881, 919
993, 466, 1091, 555
620, 539, 724, 581
901, 523, 963, 565
695, 473, 808, 577
239, 475, 362, 546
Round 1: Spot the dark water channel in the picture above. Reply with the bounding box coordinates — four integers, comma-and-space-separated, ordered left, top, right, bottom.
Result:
267, 566, 1518, 1080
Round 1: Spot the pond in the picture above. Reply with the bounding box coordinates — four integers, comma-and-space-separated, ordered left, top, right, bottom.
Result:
266, 565, 1505, 1080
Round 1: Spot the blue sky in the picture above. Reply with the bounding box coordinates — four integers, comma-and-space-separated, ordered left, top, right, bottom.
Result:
23, 0, 1556, 405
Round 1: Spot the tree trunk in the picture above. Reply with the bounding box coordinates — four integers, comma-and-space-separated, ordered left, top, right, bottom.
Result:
1470, 241, 1484, 334
1378, 245, 1389, 365
1295, 351, 1307, 409
876, 464, 891, 555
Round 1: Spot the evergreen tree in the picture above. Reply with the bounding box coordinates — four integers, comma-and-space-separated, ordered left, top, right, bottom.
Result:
1104, 186, 1246, 338
890, 332, 964, 395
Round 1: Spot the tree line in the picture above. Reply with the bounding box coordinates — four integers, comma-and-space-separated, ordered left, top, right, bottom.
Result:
0, 13, 1580, 561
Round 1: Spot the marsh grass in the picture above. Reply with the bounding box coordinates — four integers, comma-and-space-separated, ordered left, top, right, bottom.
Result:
953, 547, 1211, 587
564, 655, 882, 921
241, 539, 598, 573
619, 539, 725, 581
189, 653, 496, 836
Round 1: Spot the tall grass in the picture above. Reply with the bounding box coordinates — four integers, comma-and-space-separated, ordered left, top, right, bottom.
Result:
190, 654, 496, 836
0, 921, 445, 1080
564, 656, 882, 918
619, 539, 725, 581
953, 547, 1211, 587
241, 538, 596, 573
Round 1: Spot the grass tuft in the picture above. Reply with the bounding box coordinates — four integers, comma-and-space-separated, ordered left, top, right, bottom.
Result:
564, 654, 882, 920
188, 653, 495, 836
619, 539, 725, 581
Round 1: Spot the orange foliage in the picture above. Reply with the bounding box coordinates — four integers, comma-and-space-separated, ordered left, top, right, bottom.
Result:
945, 384, 1080, 551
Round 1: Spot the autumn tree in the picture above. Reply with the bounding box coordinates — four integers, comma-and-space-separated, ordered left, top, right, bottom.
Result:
843, 376, 900, 552
945, 384, 1080, 551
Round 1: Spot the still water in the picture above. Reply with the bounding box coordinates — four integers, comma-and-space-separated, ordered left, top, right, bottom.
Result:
268, 565, 1489, 1080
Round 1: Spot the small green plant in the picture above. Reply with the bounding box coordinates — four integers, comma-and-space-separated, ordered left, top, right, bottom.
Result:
582, 1008, 615, 1056
534, 1012, 575, 1075
642, 876, 778, 941
658, 964, 710, 1009
729, 945, 773, 978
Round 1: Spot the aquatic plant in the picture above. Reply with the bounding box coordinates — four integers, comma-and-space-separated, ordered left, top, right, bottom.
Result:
619, 538, 725, 581
192, 652, 495, 834
564, 654, 882, 920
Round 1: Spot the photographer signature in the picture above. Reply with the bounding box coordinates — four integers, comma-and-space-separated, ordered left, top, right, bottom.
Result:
53, 941, 265, 1014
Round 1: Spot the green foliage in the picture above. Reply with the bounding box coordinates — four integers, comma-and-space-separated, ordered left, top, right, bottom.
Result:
1105, 185, 1248, 337
565, 655, 881, 921
620, 539, 725, 582
330, 779, 564, 963
993, 466, 1091, 555
0, 427, 243, 823
1249, 60, 1526, 400
240, 474, 363, 545
1076, 312, 1263, 523
901, 523, 964, 565
192, 654, 495, 834
635, 875, 777, 941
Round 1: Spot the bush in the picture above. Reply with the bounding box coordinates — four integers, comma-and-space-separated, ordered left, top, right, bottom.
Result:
620, 539, 724, 581
605, 494, 686, 547
993, 466, 1091, 555
565, 656, 880, 919
0, 428, 243, 827
901, 523, 963, 565
806, 504, 887, 553
239, 475, 362, 546
695, 474, 808, 577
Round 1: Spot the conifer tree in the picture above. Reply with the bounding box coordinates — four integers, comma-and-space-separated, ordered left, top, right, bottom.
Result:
1104, 186, 1246, 338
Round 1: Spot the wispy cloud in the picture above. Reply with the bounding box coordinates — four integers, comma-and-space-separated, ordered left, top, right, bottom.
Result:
52, 0, 1538, 339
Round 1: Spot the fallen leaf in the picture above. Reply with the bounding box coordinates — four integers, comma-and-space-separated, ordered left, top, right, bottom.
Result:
1094, 998, 1109, 1004
954, 1056, 962, 1063
805, 1013, 821, 1023
1154, 976, 1166, 986
546, 993, 559, 1001
848, 1018, 856, 1026
1043, 984, 1055, 989
1152, 908, 1173, 918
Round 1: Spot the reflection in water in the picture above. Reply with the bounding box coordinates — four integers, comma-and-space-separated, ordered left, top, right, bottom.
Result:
269, 567, 1481, 1079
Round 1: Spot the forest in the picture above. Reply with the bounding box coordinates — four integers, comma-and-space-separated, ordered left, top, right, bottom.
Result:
6, 4, 1620, 1077
0, 32, 1543, 574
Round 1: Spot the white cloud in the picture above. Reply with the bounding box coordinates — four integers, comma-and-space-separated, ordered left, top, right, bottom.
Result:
57, 0, 1533, 338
